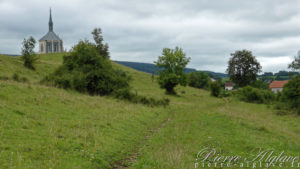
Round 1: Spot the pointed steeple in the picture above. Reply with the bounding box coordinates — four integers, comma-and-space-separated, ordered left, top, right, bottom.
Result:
49, 8, 53, 32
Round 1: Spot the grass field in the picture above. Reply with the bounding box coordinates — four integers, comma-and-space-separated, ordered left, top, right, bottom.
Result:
0, 54, 299, 169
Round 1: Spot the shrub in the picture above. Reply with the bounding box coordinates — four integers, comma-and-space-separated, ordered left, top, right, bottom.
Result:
42, 40, 130, 96
12, 73, 20, 81
220, 90, 232, 97
188, 71, 211, 89
113, 89, 169, 107
282, 75, 300, 114
236, 86, 275, 104
11, 73, 29, 83
210, 82, 222, 97
275, 110, 290, 116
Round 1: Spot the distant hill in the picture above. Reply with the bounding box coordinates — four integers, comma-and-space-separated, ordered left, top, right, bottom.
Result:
114, 61, 228, 78
259, 71, 299, 81
0, 54, 20, 57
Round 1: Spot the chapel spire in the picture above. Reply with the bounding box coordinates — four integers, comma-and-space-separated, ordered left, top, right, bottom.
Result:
49, 8, 53, 32
39, 8, 63, 54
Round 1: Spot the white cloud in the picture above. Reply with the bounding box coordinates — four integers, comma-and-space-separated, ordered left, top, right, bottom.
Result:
258, 56, 293, 72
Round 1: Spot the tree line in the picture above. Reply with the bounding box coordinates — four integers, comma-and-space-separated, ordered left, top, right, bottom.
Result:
154, 47, 300, 115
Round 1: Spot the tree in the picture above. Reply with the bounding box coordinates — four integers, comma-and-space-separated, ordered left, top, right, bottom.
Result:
226, 50, 262, 87
275, 71, 289, 76
262, 72, 273, 76
92, 28, 110, 59
288, 50, 300, 72
282, 75, 300, 114
155, 47, 190, 94
21, 36, 37, 70
188, 71, 211, 89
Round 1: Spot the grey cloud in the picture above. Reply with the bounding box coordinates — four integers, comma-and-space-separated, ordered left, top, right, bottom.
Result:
1, 0, 300, 73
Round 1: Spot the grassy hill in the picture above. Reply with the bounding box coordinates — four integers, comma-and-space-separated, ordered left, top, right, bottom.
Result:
0, 54, 299, 169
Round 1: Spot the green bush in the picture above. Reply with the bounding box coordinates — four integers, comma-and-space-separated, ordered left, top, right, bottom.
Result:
237, 86, 275, 104
220, 90, 232, 97
42, 40, 130, 96
188, 71, 211, 89
282, 75, 300, 114
210, 82, 222, 97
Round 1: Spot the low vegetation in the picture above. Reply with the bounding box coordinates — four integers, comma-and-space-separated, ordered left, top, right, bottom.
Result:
236, 86, 275, 104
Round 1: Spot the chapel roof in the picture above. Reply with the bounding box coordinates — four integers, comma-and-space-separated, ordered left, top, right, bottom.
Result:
39, 8, 62, 41
40, 31, 62, 41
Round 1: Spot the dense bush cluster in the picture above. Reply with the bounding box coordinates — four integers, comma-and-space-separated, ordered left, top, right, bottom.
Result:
236, 86, 275, 104
43, 41, 130, 96
188, 71, 211, 89
210, 82, 222, 97
282, 75, 300, 114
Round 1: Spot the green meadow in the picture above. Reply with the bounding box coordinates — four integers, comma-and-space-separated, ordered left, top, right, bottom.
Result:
0, 54, 299, 169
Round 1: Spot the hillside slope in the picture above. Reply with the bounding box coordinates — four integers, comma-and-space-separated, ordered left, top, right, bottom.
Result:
0, 54, 299, 169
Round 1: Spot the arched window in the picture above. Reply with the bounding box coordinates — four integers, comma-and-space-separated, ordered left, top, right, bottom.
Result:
54, 42, 58, 52
47, 42, 52, 52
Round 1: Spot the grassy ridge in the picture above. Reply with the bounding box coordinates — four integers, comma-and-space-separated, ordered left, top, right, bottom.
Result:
0, 54, 170, 168
0, 54, 299, 168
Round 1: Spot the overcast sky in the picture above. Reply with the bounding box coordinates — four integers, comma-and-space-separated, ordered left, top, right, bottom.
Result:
1, 0, 300, 73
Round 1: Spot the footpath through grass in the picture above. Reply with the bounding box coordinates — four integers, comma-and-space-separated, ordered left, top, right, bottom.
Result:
0, 54, 299, 169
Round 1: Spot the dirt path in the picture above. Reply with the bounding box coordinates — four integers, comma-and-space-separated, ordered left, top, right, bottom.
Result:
111, 114, 173, 169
